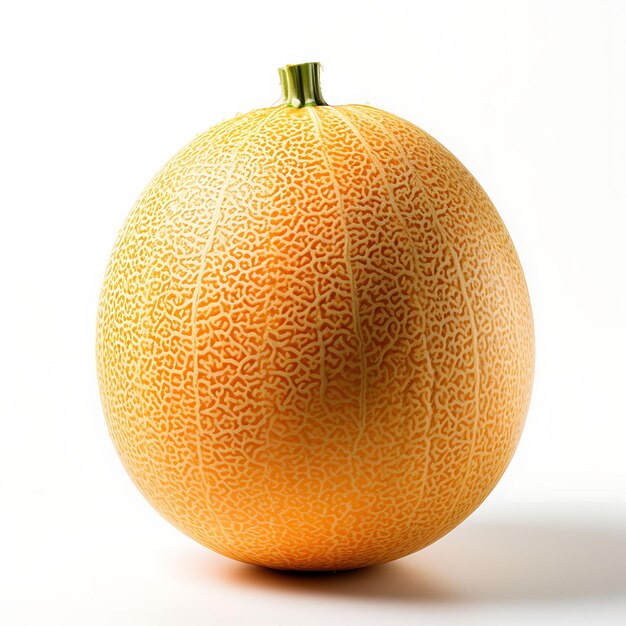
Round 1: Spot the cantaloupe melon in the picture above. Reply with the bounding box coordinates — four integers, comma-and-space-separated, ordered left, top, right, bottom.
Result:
97, 62, 534, 571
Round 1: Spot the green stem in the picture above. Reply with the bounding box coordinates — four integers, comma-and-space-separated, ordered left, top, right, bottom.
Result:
278, 62, 328, 108
278, 67, 288, 102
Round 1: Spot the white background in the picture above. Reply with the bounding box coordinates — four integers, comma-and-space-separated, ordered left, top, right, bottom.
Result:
1, 0, 625, 624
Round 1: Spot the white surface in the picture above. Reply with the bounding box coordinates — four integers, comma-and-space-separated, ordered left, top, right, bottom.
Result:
1, 0, 625, 624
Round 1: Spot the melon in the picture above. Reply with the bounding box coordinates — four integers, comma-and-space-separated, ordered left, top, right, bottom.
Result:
97, 62, 534, 571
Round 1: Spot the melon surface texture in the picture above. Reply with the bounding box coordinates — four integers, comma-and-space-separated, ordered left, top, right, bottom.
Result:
97, 63, 534, 570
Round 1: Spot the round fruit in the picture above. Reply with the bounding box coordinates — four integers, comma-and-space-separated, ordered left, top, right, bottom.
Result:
97, 62, 534, 570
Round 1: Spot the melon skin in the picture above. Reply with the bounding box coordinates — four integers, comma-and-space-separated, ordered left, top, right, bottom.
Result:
96, 104, 534, 571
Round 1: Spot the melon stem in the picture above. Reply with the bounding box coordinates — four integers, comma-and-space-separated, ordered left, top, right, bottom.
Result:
279, 62, 328, 108
278, 67, 288, 103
